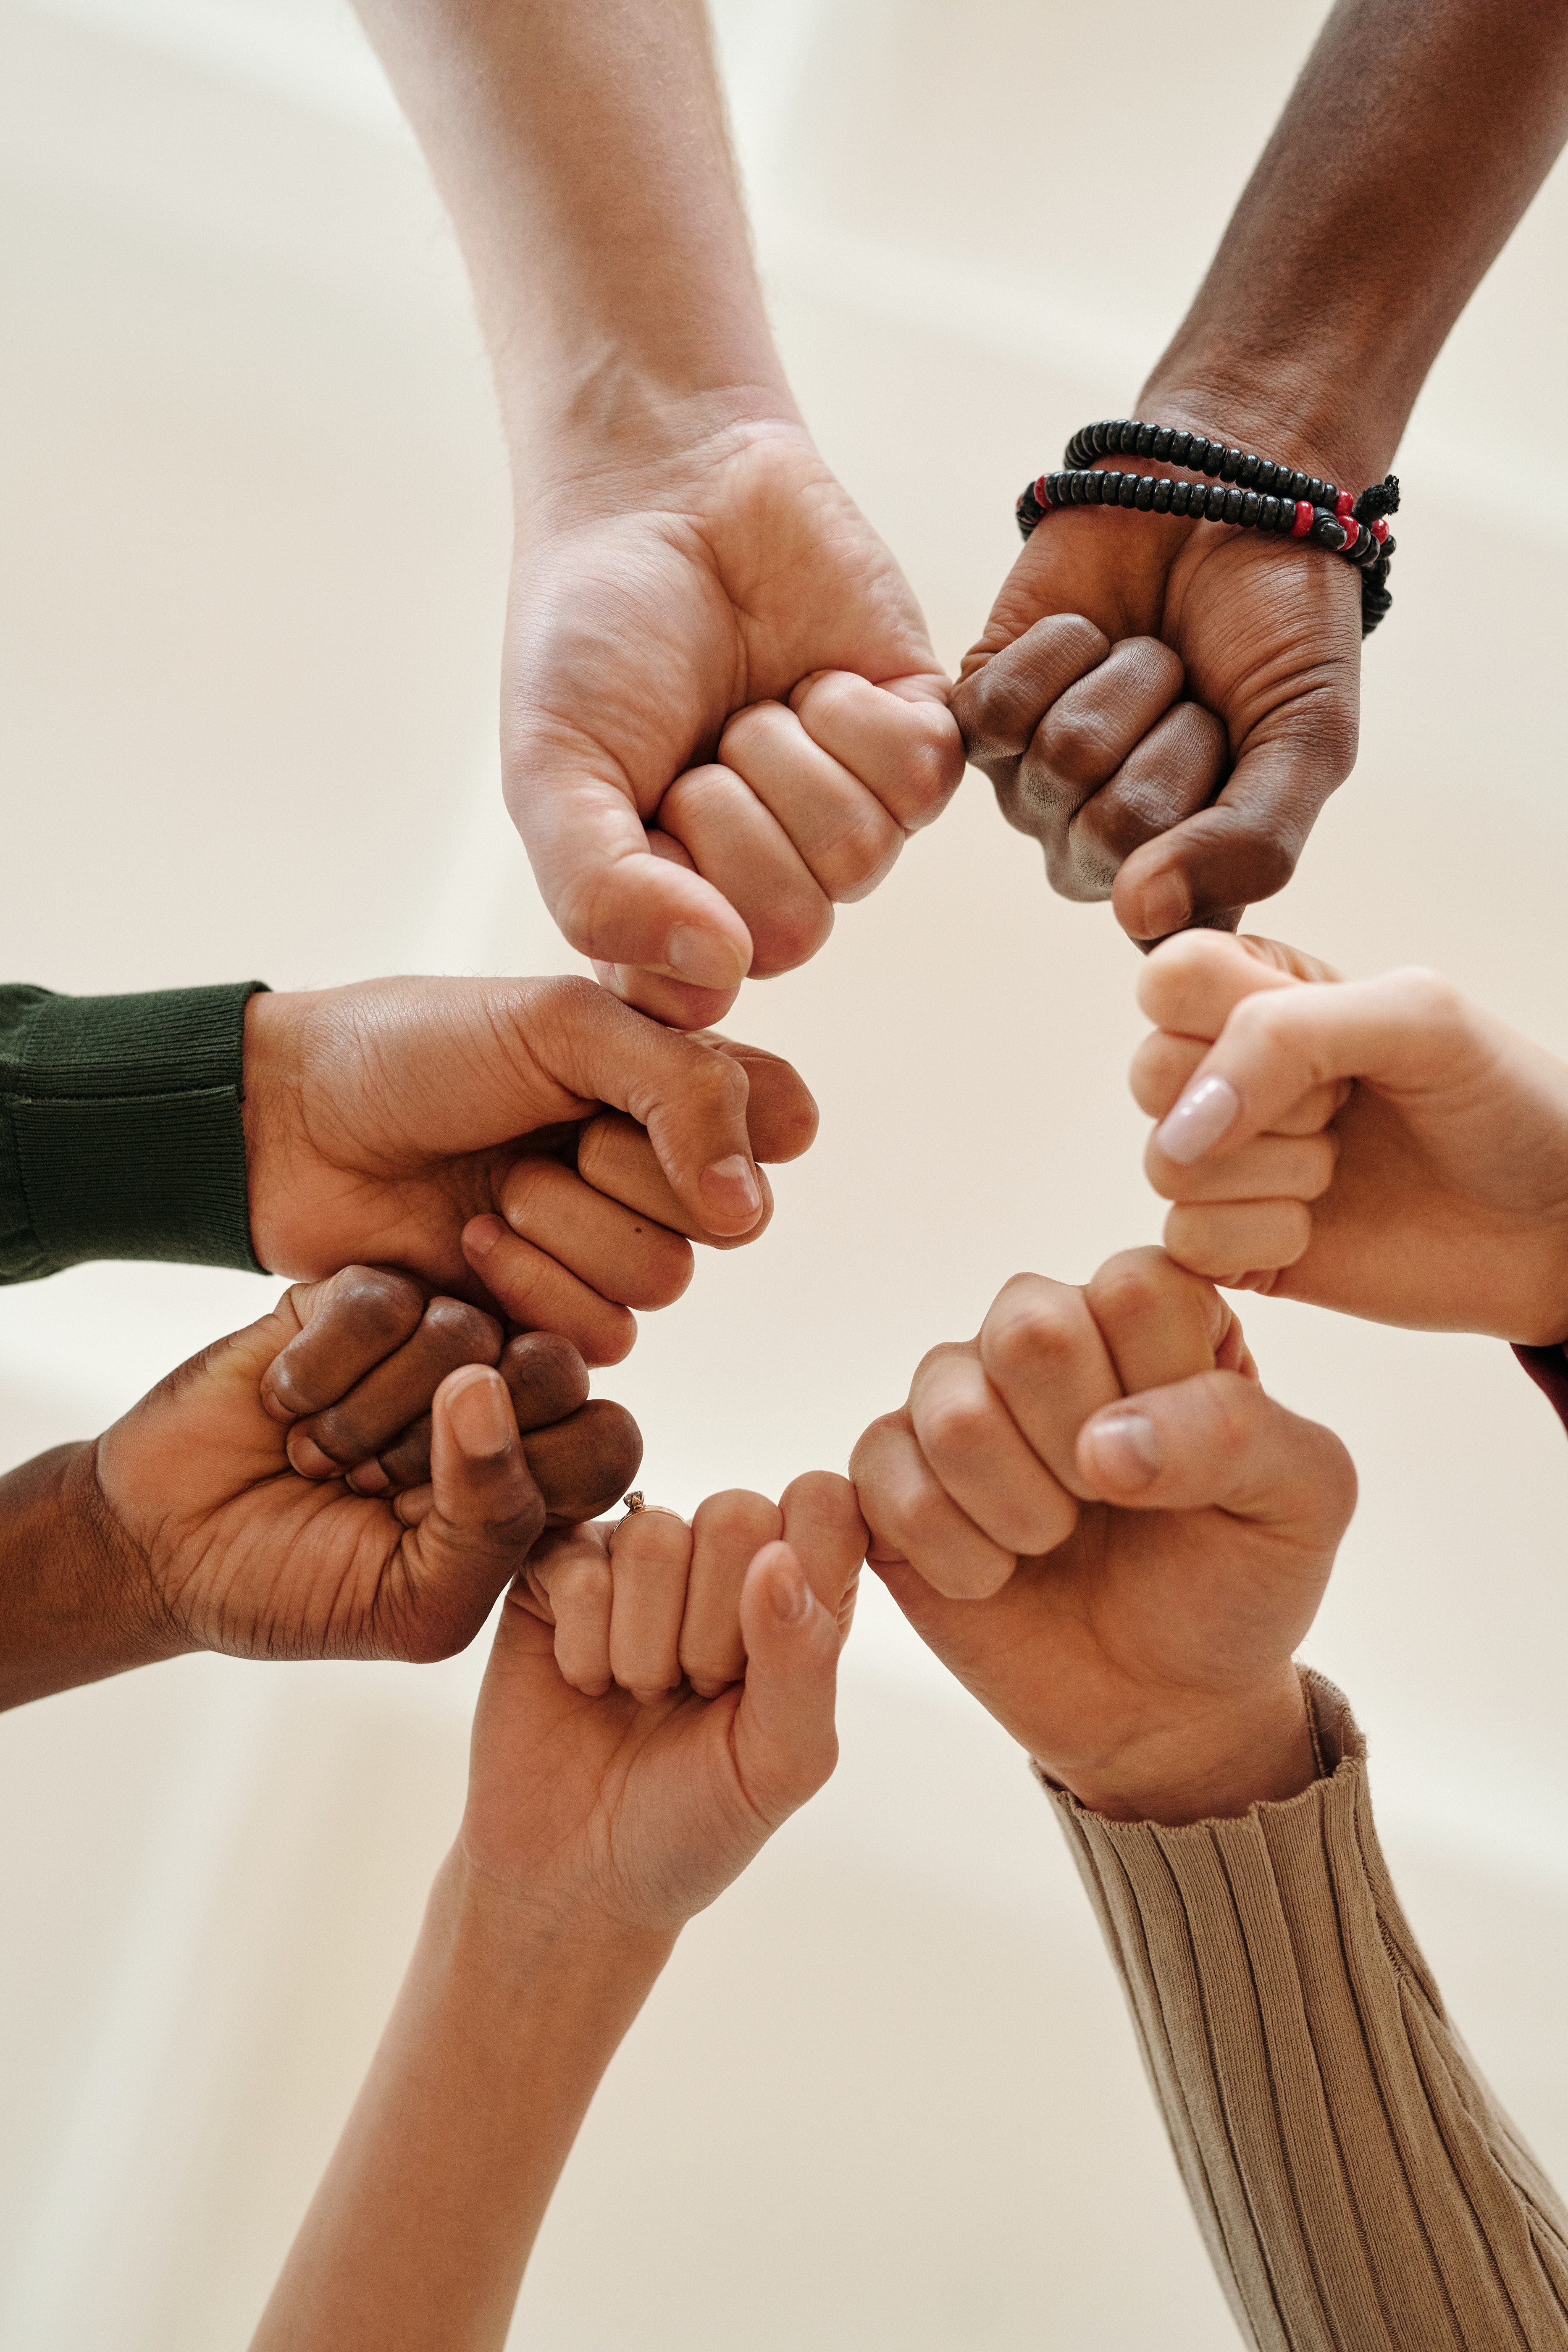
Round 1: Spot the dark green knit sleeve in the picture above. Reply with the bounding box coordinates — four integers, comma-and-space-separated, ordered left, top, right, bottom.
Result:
0, 982, 270, 1284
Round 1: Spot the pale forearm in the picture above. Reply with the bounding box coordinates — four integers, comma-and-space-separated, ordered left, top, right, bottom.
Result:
349, 0, 794, 477
0, 1442, 179, 1712
1143, 0, 1568, 483
253, 1851, 673, 2352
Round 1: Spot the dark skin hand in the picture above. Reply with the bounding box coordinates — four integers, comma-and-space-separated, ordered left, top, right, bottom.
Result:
0, 1266, 641, 1711
957, 0, 1568, 945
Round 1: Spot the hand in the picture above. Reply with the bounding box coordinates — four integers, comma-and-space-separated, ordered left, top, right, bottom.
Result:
850, 1247, 1354, 1822
505, 419, 964, 1027
952, 403, 1361, 945
459, 1473, 866, 1937
1135, 930, 1568, 1344
242, 976, 818, 1365
90, 1265, 642, 1670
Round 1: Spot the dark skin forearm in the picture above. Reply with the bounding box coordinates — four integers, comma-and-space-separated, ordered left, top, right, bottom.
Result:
0, 1444, 181, 1712
1145, 0, 1568, 483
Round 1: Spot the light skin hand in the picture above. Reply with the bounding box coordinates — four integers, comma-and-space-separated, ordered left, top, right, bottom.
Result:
1136, 930, 1568, 1344
851, 1248, 1355, 1822
242, 979, 818, 1367
348, 0, 963, 1029
251, 1502, 859, 2351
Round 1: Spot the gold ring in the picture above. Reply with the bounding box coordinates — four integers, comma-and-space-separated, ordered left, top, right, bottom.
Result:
617, 1491, 685, 1525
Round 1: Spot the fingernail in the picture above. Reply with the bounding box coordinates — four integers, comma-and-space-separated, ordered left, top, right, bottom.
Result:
463, 1215, 502, 1260
1156, 1072, 1241, 1164
699, 1154, 761, 1220
446, 1370, 512, 1458
1087, 1410, 1164, 1490
666, 924, 748, 989
346, 1459, 392, 1496
1135, 871, 1190, 940
770, 1557, 813, 1625
286, 1431, 340, 1480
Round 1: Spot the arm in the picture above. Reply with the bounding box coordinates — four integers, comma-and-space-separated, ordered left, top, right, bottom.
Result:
346, 0, 962, 1029
851, 1248, 1568, 2347
956, 0, 1568, 945
252, 1480, 864, 2348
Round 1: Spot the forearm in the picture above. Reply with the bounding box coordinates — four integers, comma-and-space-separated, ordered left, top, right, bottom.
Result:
1142, 0, 1568, 484
253, 1851, 673, 2352
1048, 1676, 1568, 2350
349, 0, 796, 487
0, 1442, 182, 1711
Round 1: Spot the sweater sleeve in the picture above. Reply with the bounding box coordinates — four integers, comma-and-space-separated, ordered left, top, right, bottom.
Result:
0, 982, 269, 1284
1041, 1674, 1568, 2352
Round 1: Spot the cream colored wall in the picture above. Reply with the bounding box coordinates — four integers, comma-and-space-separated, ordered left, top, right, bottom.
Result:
2, 1, 1567, 2345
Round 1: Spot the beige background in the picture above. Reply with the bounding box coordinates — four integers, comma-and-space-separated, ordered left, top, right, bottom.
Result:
3, 1, 1568, 2344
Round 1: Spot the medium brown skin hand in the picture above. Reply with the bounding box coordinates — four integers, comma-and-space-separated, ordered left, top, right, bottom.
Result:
0, 1265, 643, 1712
242, 979, 817, 1367
958, 0, 1568, 945
1136, 930, 1568, 1344
851, 1248, 1355, 1823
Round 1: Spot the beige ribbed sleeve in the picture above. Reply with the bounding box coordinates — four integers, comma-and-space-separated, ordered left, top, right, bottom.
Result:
1043, 1675, 1568, 2350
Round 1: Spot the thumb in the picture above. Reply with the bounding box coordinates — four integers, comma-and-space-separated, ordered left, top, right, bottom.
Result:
731, 1541, 841, 1827
1076, 1369, 1356, 1551
392, 1367, 547, 1661
511, 763, 753, 998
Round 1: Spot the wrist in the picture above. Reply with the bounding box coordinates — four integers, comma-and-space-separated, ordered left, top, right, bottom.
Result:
512, 378, 809, 527
1130, 370, 1393, 502
240, 989, 312, 1278
435, 1845, 676, 2006
1041, 1669, 1318, 1827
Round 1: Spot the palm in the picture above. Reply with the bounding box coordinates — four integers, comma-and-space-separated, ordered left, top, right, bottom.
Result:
883, 1489, 1325, 1774
462, 1604, 771, 1938
95, 1315, 507, 1662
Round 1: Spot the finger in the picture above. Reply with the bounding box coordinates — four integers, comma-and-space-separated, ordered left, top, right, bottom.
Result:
260, 1266, 426, 1425
789, 670, 964, 833
1145, 1129, 1338, 1206
720, 701, 904, 903
1076, 1369, 1356, 1550
731, 1541, 841, 1826
1112, 724, 1354, 943
348, 1331, 592, 1497
709, 1042, 819, 1163
385, 1366, 546, 1663
1136, 928, 1311, 1042
778, 1470, 868, 1640
287, 1296, 502, 1479
681, 1490, 782, 1695
526, 1522, 615, 1693
1150, 967, 1477, 1168
1084, 1247, 1234, 1394
659, 761, 834, 979
909, 1342, 1079, 1555
1131, 1027, 1348, 1137
608, 1507, 693, 1702
1065, 699, 1227, 898
523, 1398, 644, 1526
1027, 635, 1185, 814
976, 1272, 1124, 1502
575, 1112, 775, 1254
849, 1412, 1016, 1600
513, 760, 754, 998
951, 613, 1108, 768
462, 1217, 636, 1368
1163, 1200, 1315, 1286
493, 1155, 694, 1309
515, 979, 768, 1239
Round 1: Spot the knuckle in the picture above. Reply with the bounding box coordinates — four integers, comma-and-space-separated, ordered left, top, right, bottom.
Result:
746, 891, 835, 974
331, 1265, 425, 1340
982, 1295, 1080, 1388
423, 1297, 504, 1357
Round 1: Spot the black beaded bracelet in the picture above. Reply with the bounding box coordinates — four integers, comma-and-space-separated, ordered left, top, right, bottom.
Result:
1016, 417, 1400, 637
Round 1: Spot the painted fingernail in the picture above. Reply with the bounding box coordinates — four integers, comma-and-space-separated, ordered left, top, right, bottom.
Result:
1135, 871, 1190, 940
1156, 1073, 1242, 1164
666, 924, 748, 989
446, 1369, 512, 1458
699, 1154, 761, 1221
1086, 1411, 1164, 1490
769, 1555, 813, 1624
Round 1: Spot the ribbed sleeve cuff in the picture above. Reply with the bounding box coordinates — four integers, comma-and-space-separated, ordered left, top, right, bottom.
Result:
1039, 1677, 1568, 2352
0, 982, 269, 1284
